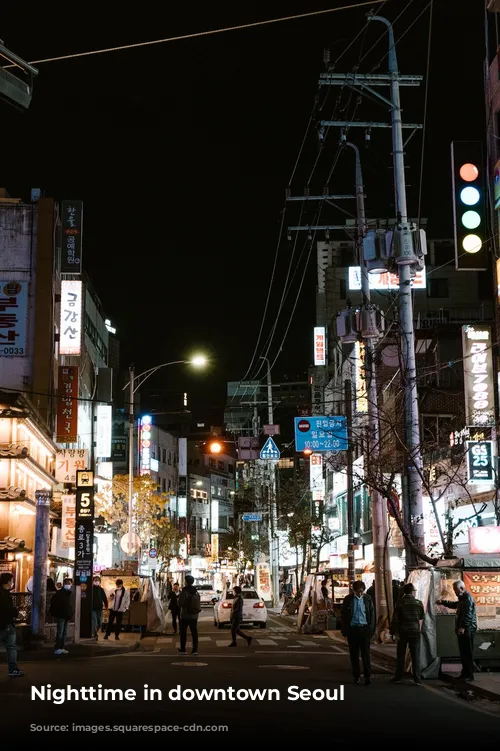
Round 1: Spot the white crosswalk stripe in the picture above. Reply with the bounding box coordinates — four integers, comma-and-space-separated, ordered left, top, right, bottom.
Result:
255, 639, 278, 646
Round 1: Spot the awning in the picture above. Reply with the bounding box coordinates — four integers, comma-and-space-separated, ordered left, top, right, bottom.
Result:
461, 555, 500, 569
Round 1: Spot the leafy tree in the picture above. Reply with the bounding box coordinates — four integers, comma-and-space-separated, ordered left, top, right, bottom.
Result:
95, 474, 182, 560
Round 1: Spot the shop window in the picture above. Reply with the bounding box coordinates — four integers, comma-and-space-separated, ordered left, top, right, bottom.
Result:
218, 460, 225, 471
427, 278, 449, 299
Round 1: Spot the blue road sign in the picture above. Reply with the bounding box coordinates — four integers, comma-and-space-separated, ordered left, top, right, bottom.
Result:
242, 513, 263, 522
294, 416, 348, 452
260, 437, 280, 461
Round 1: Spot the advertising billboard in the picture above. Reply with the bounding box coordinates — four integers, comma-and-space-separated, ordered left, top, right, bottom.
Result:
313, 326, 326, 366
0, 280, 29, 357
462, 325, 495, 426
60, 280, 83, 355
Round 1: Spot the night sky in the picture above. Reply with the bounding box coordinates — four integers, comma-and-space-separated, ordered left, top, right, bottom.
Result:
0, 1, 485, 424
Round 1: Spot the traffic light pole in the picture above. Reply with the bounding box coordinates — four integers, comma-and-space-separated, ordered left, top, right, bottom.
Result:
261, 357, 280, 606
369, 14, 425, 563
346, 141, 393, 632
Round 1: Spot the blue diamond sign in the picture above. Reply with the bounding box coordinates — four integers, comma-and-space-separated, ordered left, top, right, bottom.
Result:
260, 437, 280, 461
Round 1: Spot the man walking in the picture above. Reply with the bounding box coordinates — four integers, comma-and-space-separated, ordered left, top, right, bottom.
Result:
437, 580, 477, 681
104, 578, 130, 641
391, 582, 425, 685
341, 580, 375, 685
92, 576, 108, 640
177, 575, 201, 655
167, 582, 181, 634
50, 577, 73, 655
229, 586, 252, 648
0, 572, 24, 677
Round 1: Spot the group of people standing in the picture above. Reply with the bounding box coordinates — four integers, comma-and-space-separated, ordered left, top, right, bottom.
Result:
341, 579, 478, 685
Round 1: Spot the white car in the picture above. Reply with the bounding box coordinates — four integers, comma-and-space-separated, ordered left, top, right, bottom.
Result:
213, 588, 267, 629
196, 584, 217, 606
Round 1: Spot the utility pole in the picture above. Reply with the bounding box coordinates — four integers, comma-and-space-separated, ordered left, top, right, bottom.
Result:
368, 14, 425, 563
128, 364, 135, 562
345, 380, 355, 585
345, 140, 393, 631
260, 356, 279, 606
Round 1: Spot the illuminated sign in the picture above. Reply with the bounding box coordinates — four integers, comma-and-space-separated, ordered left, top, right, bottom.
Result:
140, 414, 152, 474
466, 441, 494, 484
0, 280, 29, 357
314, 326, 326, 366
462, 325, 495, 426
451, 141, 487, 270
60, 280, 83, 355
96, 405, 112, 458
95, 532, 113, 569
211, 533, 219, 561
354, 340, 368, 413
310, 454, 324, 501
348, 266, 426, 290
468, 526, 500, 555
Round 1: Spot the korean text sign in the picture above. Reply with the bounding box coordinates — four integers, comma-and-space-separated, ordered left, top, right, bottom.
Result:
61, 201, 83, 273
56, 366, 79, 443
75, 470, 94, 583
61, 494, 76, 549
0, 281, 28, 357
463, 571, 500, 613
294, 416, 348, 452
55, 448, 88, 483
60, 280, 83, 355
462, 325, 495, 427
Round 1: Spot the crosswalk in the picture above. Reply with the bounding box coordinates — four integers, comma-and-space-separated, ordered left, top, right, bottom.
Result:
144, 631, 341, 653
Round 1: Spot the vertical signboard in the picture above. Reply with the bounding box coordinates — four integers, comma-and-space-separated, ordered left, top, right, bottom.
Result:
56, 366, 79, 443
0, 281, 29, 357
310, 453, 325, 501
61, 201, 83, 274
354, 340, 368, 413
60, 280, 83, 355
313, 326, 326, 366
310, 369, 326, 416
139, 414, 152, 474
60, 494, 76, 549
96, 405, 112, 458
466, 441, 494, 484
75, 470, 94, 639
462, 325, 495, 427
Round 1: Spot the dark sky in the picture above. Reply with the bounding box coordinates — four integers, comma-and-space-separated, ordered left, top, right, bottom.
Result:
0, 0, 486, 423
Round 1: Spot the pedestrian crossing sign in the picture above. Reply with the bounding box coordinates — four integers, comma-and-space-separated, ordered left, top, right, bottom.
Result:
260, 437, 280, 461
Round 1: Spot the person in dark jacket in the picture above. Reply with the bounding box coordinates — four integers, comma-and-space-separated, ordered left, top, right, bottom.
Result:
178, 575, 201, 655
341, 581, 375, 685
437, 580, 477, 681
391, 582, 425, 685
50, 577, 73, 655
229, 586, 252, 648
167, 582, 182, 634
91, 576, 108, 640
0, 572, 24, 677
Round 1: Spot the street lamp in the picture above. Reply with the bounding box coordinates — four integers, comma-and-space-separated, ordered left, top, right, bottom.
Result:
122, 356, 208, 556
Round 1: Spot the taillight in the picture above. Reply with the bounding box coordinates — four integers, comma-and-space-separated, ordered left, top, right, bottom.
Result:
222, 602, 232, 609
253, 602, 264, 609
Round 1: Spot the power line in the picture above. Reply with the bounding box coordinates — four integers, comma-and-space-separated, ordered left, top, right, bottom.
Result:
2, 2, 391, 68
417, 0, 433, 225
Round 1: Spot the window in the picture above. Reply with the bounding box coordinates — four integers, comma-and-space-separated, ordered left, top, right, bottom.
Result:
168, 451, 172, 466
218, 460, 225, 471
209, 458, 216, 468
421, 414, 454, 448
162, 448, 167, 463
339, 279, 347, 299
427, 278, 449, 299
161, 478, 166, 492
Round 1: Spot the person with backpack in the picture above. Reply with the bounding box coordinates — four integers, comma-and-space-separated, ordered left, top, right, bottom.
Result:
177, 575, 200, 655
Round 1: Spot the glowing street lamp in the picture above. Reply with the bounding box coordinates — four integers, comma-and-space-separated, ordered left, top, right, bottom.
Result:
191, 354, 208, 367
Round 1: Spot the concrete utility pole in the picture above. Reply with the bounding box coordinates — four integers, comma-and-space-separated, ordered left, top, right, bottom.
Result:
368, 14, 425, 562
260, 356, 279, 606
345, 140, 393, 629
345, 380, 355, 585
128, 364, 135, 560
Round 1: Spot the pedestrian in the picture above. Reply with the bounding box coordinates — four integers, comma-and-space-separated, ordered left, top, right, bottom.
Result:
167, 582, 182, 634
321, 578, 330, 604
436, 580, 477, 681
0, 572, 24, 677
228, 586, 252, 648
392, 579, 402, 608
91, 576, 108, 640
390, 582, 425, 685
50, 577, 73, 656
341, 580, 375, 685
47, 576, 56, 592
177, 574, 201, 655
104, 578, 130, 641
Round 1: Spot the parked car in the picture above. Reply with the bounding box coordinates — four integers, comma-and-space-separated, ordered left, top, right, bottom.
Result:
196, 584, 217, 606
213, 588, 267, 629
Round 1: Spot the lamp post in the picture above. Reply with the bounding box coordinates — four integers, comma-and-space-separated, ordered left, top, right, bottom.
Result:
122, 355, 208, 559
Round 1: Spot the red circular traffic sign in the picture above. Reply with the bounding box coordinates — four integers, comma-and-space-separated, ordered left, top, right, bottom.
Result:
297, 420, 310, 432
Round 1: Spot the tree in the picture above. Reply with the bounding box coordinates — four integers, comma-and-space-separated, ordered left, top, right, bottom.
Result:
277, 476, 317, 586
95, 474, 182, 561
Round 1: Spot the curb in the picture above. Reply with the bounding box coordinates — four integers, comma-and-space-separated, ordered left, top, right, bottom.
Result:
440, 673, 500, 703
1, 642, 139, 662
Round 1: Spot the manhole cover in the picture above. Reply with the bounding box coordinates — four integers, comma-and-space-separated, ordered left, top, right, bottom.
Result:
258, 665, 310, 670
170, 662, 208, 667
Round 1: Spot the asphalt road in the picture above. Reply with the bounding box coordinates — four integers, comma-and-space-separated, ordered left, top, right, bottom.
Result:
1, 612, 499, 742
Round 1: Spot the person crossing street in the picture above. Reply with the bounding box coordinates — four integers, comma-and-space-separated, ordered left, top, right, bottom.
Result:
228, 586, 252, 648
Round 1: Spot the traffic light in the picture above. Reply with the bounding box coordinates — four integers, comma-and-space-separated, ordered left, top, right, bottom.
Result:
451, 141, 487, 271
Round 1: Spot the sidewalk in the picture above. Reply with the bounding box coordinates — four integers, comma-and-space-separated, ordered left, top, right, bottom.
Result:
325, 630, 500, 702
1, 631, 140, 662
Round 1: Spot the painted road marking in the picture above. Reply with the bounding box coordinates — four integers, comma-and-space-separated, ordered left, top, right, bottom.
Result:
297, 640, 319, 647
256, 639, 278, 646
